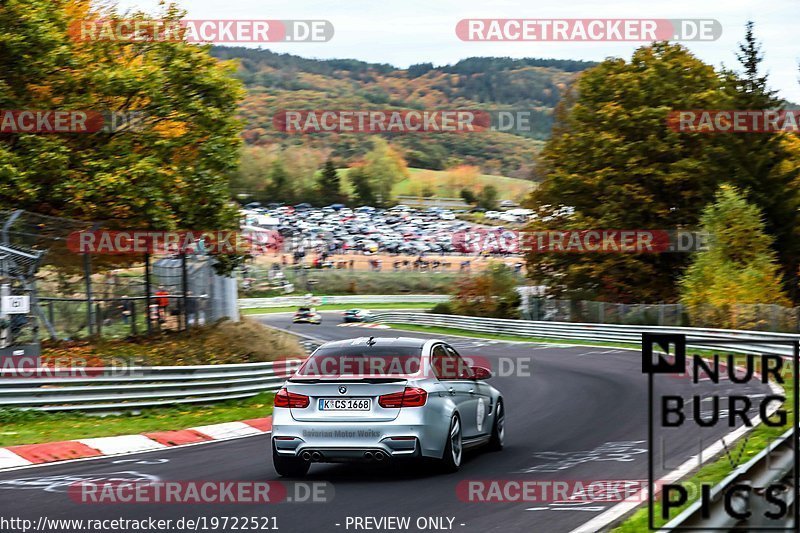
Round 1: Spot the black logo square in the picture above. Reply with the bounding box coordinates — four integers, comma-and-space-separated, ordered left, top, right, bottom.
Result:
642, 333, 686, 374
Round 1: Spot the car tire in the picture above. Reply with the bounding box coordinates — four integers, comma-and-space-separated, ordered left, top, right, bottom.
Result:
439, 415, 462, 473
272, 442, 310, 477
488, 400, 504, 452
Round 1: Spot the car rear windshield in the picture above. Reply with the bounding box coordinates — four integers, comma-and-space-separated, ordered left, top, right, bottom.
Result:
296, 346, 422, 377
297, 308, 311, 313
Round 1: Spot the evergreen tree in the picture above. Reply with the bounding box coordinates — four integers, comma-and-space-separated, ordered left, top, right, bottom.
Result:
349, 167, 376, 206
265, 160, 291, 203
460, 188, 477, 205
716, 22, 800, 300
477, 185, 499, 210
680, 185, 790, 328
317, 159, 342, 205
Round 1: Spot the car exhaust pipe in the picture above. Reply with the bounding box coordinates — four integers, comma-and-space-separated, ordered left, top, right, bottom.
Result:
301, 451, 312, 461
374, 451, 387, 462
363, 451, 374, 461
311, 451, 323, 462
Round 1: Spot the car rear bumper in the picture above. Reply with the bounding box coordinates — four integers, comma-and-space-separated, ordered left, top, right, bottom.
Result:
272, 421, 440, 461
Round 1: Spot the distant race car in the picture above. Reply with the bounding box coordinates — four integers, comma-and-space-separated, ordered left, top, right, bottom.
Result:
342, 309, 373, 323
271, 336, 504, 476
293, 307, 322, 324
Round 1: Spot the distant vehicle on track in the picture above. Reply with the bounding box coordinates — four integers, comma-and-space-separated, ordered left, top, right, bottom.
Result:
293, 307, 322, 324
342, 309, 373, 323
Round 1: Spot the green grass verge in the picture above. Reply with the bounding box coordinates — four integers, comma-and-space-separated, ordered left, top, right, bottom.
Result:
0, 393, 275, 447
385, 322, 642, 349
388, 322, 793, 531
242, 302, 436, 315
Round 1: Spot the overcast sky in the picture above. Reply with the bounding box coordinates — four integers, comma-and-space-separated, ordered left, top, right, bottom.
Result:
113, 0, 800, 103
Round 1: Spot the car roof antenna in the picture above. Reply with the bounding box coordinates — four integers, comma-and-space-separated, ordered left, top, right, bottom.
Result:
367, 336, 376, 346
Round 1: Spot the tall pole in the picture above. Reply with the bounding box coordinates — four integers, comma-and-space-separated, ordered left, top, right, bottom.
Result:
144, 251, 152, 334
0, 283, 9, 348
181, 253, 189, 331
83, 253, 93, 336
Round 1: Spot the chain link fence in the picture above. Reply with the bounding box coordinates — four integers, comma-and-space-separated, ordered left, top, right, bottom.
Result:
0, 210, 240, 343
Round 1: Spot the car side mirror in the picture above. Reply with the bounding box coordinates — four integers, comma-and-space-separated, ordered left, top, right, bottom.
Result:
471, 366, 492, 380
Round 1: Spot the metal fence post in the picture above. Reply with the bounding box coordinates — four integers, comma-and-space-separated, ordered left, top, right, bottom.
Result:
144, 251, 152, 334
130, 300, 137, 336
182, 253, 189, 331
83, 253, 93, 336
47, 301, 55, 336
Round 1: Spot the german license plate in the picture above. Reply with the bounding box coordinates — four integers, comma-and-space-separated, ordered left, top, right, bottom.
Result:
319, 398, 371, 411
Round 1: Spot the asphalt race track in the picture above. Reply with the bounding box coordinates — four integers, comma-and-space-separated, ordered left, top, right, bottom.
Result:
0, 312, 773, 533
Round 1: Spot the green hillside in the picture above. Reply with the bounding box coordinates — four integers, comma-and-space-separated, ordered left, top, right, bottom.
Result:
333, 167, 535, 202
212, 47, 595, 177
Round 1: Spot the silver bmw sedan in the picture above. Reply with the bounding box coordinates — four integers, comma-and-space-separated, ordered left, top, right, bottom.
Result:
271, 336, 505, 476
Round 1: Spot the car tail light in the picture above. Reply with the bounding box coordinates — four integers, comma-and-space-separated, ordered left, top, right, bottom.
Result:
274, 388, 310, 408
378, 387, 428, 408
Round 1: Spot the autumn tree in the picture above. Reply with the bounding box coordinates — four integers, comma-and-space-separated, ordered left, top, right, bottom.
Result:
362, 138, 409, 206
680, 185, 790, 328
525, 42, 726, 302
450, 263, 521, 319
0, 1, 244, 231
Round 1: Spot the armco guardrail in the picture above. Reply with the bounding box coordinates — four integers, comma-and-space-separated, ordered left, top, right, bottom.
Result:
662, 427, 796, 530
0, 361, 302, 412
239, 294, 448, 309
370, 312, 800, 357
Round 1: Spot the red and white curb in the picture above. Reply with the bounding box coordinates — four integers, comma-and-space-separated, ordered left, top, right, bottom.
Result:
0, 417, 271, 471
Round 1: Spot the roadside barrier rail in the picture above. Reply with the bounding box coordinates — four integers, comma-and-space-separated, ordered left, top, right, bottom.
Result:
0, 361, 302, 411
370, 311, 800, 357
238, 294, 448, 309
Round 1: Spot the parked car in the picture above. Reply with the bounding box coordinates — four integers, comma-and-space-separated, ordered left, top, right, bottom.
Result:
271, 337, 504, 476
293, 307, 322, 324
342, 309, 373, 323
